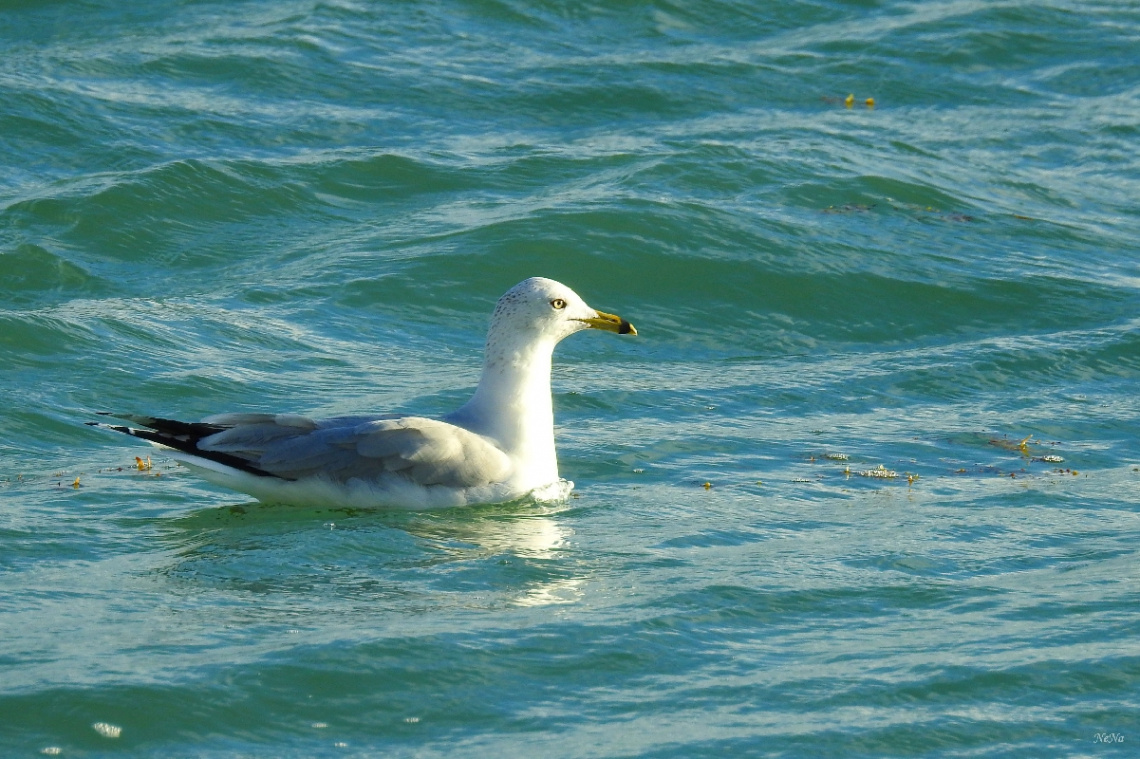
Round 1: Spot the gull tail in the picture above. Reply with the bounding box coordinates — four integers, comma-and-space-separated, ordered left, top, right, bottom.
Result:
86, 412, 284, 479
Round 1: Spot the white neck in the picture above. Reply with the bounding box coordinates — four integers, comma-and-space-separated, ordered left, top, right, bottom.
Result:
447, 332, 559, 486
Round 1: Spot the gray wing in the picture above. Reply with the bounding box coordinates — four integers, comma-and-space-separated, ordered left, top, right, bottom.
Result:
199, 413, 513, 488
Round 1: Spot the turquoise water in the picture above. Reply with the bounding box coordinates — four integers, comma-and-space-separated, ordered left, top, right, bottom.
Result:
3, 0, 1140, 756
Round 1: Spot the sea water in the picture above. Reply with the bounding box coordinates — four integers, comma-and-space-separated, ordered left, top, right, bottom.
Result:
2, 1, 1138, 756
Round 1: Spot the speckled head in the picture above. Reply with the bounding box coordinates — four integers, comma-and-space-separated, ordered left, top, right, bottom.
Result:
488, 277, 636, 347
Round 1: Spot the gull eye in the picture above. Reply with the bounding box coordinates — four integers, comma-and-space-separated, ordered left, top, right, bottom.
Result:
550, 298, 567, 310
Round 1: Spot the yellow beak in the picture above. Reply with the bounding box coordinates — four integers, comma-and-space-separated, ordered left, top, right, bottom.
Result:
579, 310, 637, 335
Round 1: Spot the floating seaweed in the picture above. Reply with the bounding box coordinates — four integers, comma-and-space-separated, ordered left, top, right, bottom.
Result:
821, 203, 876, 214
820, 94, 876, 108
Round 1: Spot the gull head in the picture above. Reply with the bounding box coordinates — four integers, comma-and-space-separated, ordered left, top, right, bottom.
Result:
488, 277, 636, 348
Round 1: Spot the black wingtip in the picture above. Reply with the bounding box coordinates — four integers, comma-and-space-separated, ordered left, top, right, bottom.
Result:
86, 415, 287, 480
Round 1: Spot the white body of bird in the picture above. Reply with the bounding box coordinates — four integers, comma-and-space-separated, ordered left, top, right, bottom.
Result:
90, 277, 636, 509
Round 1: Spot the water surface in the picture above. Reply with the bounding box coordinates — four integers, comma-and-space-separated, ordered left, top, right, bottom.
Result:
2, 1, 1139, 756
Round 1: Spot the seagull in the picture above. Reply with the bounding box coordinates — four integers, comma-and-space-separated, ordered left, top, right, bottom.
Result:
88, 277, 636, 509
